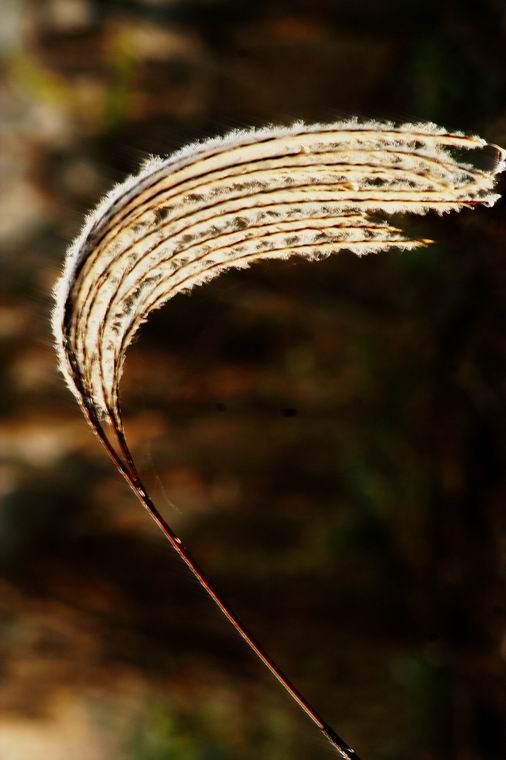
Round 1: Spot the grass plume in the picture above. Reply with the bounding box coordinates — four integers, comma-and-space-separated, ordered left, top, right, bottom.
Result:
52, 120, 504, 758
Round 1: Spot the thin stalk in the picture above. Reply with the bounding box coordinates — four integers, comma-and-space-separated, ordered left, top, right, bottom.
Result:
96, 420, 362, 759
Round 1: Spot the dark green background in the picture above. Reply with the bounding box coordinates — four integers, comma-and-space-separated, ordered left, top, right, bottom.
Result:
0, 1, 504, 758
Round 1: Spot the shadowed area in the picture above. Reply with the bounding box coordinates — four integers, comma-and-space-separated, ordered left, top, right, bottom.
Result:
0, 1, 505, 758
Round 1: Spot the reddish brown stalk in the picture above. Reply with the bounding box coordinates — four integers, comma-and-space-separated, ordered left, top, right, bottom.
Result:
93, 417, 362, 759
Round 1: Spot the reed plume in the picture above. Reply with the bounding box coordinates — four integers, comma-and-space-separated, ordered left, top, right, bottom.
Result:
52, 120, 504, 758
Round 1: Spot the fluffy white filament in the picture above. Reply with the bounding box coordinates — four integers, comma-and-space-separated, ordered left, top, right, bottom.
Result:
52, 119, 504, 427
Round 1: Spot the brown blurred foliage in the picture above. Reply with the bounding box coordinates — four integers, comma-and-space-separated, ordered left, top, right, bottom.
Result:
0, 1, 505, 758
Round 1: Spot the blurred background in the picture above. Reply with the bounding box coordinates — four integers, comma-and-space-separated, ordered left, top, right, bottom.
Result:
0, 1, 505, 758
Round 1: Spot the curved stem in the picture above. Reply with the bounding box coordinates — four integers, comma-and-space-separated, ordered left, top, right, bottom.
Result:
97, 422, 361, 759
